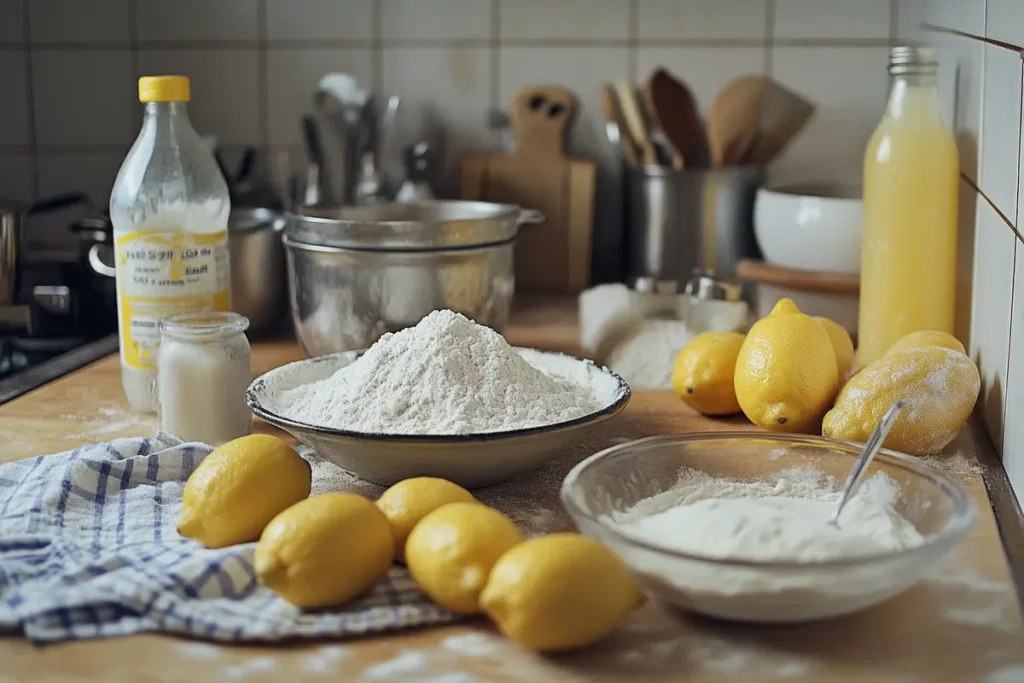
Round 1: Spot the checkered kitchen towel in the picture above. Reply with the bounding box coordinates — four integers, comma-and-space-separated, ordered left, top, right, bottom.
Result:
0, 433, 456, 643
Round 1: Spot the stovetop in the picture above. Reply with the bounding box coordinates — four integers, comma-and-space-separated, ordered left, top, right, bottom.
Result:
0, 334, 92, 380
0, 333, 119, 405
0, 256, 117, 396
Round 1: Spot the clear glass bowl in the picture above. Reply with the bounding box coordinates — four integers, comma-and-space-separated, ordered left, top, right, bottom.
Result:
560, 433, 976, 623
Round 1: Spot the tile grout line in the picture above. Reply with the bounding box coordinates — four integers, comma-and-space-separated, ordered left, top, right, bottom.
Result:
922, 23, 1024, 52
0, 38, 910, 50
1000, 55, 1024, 452
764, 0, 775, 76
888, 0, 898, 42
22, 0, 38, 200
627, 0, 638, 83
128, 0, 140, 137
257, 0, 268, 149
371, 0, 382, 92
489, 0, 500, 109
963, 175, 1024, 245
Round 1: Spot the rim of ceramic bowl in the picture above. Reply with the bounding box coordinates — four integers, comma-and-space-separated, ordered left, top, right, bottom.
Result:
246, 348, 631, 443
757, 183, 863, 202
560, 432, 976, 570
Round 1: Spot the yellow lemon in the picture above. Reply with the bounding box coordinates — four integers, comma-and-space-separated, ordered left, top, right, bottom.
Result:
479, 533, 643, 652
814, 316, 855, 378
671, 331, 745, 416
734, 298, 839, 433
375, 477, 478, 562
254, 493, 394, 608
823, 346, 980, 455
177, 434, 311, 549
885, 330, 966, 357
405, 502, 523, 614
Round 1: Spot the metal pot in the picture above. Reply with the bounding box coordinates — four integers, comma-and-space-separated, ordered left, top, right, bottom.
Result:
285, 201, 540, 357
0, 201, 26, 306
69, 213, 118, 336
1, 193, 95, 306
229, 207, 287, 337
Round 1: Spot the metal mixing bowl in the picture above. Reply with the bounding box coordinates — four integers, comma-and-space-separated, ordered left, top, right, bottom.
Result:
562, 433, 975, 623
284, 201, 540, 357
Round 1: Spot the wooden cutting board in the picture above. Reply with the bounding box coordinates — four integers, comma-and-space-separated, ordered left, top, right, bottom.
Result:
460, 85, 597, 293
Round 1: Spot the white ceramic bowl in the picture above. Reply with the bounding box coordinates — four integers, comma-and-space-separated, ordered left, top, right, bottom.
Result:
247, 348, 630, 488
754, 184, 863, 274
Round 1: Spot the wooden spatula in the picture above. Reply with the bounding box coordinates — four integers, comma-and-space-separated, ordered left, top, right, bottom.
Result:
746, 79, 815, 166
706, 76, 762, 168
601, 84, 639, 166
613, 80, 658, 167
644, 68, 708, 169
708, 75, 814, 167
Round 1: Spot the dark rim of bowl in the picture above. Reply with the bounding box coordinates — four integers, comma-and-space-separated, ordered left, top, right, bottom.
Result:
560, 432, 977, 569
245, 347, 632, 443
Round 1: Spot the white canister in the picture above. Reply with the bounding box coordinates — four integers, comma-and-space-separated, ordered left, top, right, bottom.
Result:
156, 312, 252, 445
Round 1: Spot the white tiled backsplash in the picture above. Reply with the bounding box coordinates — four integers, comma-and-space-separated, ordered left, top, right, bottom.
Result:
3, 2, 1024, 492
3, 0, 901, 233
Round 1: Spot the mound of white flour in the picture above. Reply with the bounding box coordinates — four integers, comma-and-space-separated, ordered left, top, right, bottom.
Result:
275, 310, 602, 435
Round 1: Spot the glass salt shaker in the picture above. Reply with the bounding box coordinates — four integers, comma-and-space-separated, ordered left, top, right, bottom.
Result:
156, 312, 252, 445
682, 271, 749, 334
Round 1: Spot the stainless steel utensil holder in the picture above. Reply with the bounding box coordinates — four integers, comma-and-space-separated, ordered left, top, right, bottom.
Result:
625, 166, 763, 292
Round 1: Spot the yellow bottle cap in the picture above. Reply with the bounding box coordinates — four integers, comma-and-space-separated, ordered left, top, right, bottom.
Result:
138, 75, 191, 103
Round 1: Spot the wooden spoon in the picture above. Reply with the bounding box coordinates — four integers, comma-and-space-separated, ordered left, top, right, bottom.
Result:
644, 68, 708, 169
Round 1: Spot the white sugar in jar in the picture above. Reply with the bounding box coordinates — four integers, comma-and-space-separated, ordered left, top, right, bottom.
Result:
156, 312, 252, 445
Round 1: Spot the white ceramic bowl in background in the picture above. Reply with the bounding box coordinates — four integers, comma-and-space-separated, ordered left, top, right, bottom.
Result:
246, 349, 630, 488
754, 184, 863, 275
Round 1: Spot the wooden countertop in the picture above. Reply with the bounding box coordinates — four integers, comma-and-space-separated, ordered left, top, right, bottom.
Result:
2, 298, 1024, 682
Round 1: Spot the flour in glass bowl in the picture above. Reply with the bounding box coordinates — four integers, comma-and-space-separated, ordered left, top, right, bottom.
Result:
607, 468, 929, 622
272, 310, 616, 435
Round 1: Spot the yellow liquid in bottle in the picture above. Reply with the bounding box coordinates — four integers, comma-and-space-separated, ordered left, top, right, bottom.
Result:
857, 84, 959, 367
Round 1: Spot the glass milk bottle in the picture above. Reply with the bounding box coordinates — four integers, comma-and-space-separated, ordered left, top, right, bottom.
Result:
109, 76, 232, 412
857, 46, 959, 367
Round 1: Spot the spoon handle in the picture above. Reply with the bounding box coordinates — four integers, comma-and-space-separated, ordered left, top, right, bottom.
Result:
831, 400, 905, 525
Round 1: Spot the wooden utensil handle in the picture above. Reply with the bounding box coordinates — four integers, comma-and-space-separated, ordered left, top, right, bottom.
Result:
509, 85, 576, 158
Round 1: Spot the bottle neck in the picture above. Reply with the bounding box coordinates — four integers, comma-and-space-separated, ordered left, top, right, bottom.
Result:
884, 72, 940, 120
141, 101, 196, 141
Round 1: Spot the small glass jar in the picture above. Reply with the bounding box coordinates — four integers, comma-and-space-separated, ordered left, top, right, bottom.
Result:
156, 312, 252, 445
682, 270, 749, 334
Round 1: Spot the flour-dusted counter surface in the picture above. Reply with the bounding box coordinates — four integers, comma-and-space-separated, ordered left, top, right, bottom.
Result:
2, 298, 1023, 682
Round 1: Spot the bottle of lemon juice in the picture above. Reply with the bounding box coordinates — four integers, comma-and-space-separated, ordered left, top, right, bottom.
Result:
109, 76, 231, 413
858, 46, 959, 366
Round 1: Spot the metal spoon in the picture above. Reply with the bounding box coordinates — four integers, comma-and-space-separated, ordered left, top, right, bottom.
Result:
829, 400, 905, 527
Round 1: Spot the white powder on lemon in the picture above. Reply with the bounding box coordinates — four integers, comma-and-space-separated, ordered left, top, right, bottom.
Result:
275, 310, 604, 435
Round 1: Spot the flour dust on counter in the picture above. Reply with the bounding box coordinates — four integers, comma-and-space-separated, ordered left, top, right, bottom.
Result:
273, 310, 610, 435
606, 318, 692, 391
300, 645, 351, 674
920, 448, 983, 482
926, 546, 1018, 634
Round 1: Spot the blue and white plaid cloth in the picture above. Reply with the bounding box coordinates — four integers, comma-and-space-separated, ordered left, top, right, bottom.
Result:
0, 433, 455, 643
